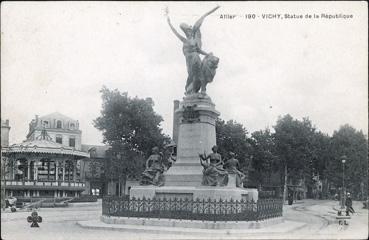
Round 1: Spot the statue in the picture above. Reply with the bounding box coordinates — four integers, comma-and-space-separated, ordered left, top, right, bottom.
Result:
163, 141, 177, 170
224, 152, 245, 187
199, 145, 228, 186
166, 6, 220, 95
140, 147, 165, 186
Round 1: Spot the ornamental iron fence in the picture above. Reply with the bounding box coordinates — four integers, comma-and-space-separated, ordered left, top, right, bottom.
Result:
102, 196, 283, 222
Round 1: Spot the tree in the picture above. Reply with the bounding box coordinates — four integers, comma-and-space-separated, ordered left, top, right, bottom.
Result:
328, 124, 368, 199
216, 118, 251, 173
94, 87, 170, 195
273, 115, 317, 201
249, 128, 277, 186
309, 131, 332, 198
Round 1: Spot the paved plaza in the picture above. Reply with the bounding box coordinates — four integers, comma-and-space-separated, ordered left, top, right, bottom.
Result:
1, 199, 368, 240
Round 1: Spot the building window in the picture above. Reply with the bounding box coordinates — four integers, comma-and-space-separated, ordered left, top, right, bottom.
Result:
69, 137, 76, 147
92, 188, 100, 196
57, 120, 62, 129
43, 121, 49, 127
56, 135, 63, 144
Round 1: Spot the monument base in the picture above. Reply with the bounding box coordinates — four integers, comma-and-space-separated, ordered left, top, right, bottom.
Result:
165, 93, 220, 187
99, 215, 284, 230
130, 185, 258, 202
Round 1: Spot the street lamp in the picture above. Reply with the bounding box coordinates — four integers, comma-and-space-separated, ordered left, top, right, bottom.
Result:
341, 155, 347, 209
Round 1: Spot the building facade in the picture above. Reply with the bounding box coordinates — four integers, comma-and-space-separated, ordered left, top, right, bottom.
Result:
1, 113, 88, 199
1, 113, 142, 200
80, 144, 140, 197
2, 129, 89, 198
27, 112, 82, 150
80, 144, 110, 196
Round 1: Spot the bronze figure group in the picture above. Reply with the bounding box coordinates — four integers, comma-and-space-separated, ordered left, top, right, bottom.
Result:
140, 147, 165, 186
200, 146, 245, 187
166, 6, 220, 95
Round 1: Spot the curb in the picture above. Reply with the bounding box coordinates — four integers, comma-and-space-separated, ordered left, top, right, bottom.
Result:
76, 219, 306, 237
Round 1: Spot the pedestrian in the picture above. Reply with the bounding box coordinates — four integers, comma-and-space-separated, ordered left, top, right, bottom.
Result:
288, 191, 293, 205
345, 193, 355, 215
6, 196, 17, 207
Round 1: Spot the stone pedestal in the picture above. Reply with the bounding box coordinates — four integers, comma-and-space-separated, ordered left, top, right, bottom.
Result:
130, 183, 258, 202
130, 93, 258, 202
165, 94, 219, 187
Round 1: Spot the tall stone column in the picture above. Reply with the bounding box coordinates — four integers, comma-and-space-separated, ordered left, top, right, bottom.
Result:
165, 94, 220, 187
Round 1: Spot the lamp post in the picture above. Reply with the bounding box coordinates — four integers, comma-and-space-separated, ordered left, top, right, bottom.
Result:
341, 155, 347, 209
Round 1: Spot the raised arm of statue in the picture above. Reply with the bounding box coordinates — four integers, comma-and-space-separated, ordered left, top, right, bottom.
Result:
167, 15, 186, 43
197, 48, 209, 56
193, 6, 220, 33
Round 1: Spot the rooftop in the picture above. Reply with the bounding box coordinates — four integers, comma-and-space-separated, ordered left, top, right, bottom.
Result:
3, 129, 89, 158
39, 112, 78, 122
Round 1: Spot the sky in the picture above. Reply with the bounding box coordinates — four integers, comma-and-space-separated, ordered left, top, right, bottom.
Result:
1, 1, 368, 145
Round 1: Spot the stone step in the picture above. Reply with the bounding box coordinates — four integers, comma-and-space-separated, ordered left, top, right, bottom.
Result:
164, 174, 202, 187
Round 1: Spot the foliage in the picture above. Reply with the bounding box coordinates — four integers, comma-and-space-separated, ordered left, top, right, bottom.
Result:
273, 115, 317, 184
327, 124, 368, 198
94, 87, 170, 184
94, 87, 170, 156
92, 87, 367, 199
215, 118, 251, 172
88, 158, 102, 179
249, 128, 277, 185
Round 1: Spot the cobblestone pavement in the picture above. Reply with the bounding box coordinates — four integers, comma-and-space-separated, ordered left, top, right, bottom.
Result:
1, 199, 368, 240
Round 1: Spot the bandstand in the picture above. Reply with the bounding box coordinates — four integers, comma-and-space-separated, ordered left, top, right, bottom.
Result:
1, 129, 89, 199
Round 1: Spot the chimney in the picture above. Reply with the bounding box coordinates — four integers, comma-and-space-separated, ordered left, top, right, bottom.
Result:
1, 119, 10, 147
35, 115, 39, 126
172, 100, 180, 144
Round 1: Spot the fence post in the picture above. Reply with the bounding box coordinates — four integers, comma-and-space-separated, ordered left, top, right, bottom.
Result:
213, 199, 216, 223
158, 198, 161, 220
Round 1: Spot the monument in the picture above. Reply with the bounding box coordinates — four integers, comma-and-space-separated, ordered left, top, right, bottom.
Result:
130, 6, 258, 202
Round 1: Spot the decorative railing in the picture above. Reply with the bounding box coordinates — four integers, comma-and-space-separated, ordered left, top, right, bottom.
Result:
102, 196, 283, 222
1, 180, 85, 188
